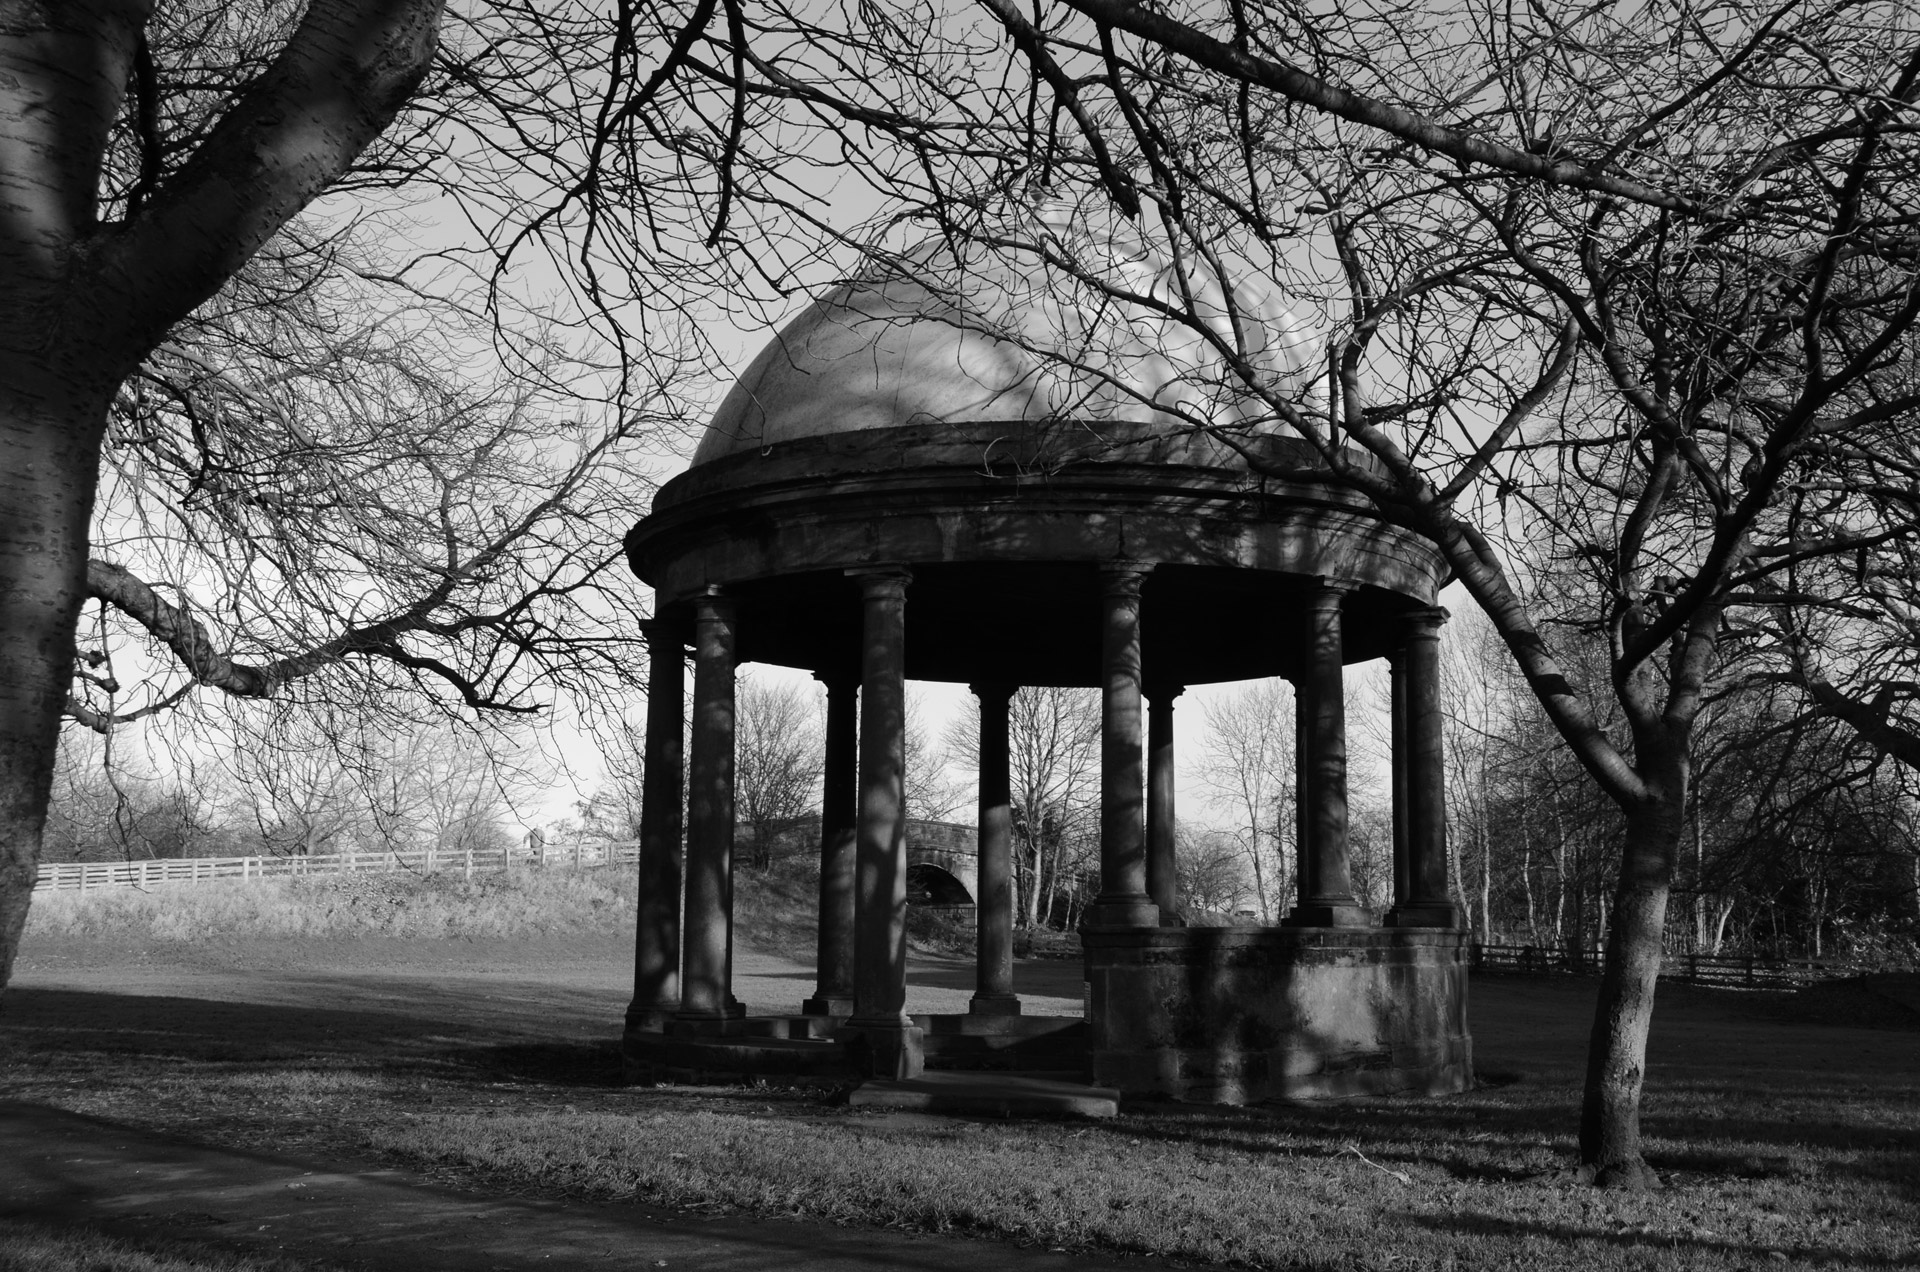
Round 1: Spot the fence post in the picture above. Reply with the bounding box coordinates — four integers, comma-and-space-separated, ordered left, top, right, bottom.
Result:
464, 846, 473, 881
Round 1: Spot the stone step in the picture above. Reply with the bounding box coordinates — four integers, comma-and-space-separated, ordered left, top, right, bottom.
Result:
728, 1015, 839, 1041
625, 1030, 849, 1081
848, 1072, 1119, 1118
917, 1016, 1088, 1072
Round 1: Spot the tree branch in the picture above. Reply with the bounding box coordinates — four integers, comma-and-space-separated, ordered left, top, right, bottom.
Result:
94, 0, 444, 362
1059, 0, 1712, 215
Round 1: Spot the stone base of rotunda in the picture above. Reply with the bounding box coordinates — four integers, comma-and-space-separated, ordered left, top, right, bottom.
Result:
620, 1012, 1089, 1085
1081, 926, 1471, 1104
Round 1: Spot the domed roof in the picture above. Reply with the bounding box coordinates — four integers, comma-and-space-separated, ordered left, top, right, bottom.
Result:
691, 213, 1326, 467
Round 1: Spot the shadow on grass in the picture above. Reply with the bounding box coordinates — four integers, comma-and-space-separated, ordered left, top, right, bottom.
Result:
9, 980, 1918, 1204
1112, 1074, 1920, 1201
460, 1039, 629, 1088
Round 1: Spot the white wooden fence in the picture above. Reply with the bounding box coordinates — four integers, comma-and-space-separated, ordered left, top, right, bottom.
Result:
34, 840, 641, 892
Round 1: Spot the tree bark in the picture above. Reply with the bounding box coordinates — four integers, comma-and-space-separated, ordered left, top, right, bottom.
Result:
1579, 781, 1682, 1189
0, 0, 443, 993
0, 369, 116, 990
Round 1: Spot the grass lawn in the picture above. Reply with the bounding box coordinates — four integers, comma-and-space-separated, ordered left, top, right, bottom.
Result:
4, 871, 1918, 1270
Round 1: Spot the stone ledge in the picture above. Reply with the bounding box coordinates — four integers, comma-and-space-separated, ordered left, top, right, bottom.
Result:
849, 1072, 1120, 1118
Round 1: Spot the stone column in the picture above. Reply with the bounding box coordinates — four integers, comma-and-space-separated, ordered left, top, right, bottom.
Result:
1284, 579, 1370, 927
841, 569, 924, 1076
1087, 564, 1160, 928
1388, 647, 1412, 915
1387, 608, 1466, 927
1293, 679, 1309, 909
677, 590, 745, 1020
626, 620, 686, 1033
1146, 684, 1184, 925
804, 670, 859, 1016
970, 683, 1020, 1015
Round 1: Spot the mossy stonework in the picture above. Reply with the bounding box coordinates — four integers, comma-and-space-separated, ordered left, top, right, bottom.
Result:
624, 241, 1471, 1099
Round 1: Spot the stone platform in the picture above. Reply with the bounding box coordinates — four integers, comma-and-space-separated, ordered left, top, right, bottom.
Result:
1082, 925, 1472, 1103
848, 1072, 1119, 1118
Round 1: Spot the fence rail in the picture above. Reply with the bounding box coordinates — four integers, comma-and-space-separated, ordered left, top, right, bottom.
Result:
34, 841, 641, 892
1471, 942, 1858, 988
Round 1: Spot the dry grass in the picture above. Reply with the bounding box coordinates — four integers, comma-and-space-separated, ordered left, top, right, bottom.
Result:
0, 1221, 344, 1272
24, 865, 639, 943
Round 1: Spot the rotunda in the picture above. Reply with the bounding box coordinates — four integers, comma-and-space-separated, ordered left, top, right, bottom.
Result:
622, 230, 1471, 1102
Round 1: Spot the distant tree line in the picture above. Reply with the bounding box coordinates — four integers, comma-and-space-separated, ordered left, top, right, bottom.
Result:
42, 719, 528, 867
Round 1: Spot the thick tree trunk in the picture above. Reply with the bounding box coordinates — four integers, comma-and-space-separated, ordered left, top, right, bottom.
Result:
0, 0, 442, 995
0, 367, 114, 990
1578, 787, 1682, 1189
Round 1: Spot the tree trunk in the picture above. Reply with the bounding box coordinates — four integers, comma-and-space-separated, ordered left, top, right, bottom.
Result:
1520, 818, 1538, 943
1578, 790, 1682, 1189
1246, 833, 1270, 919
1478, 821, 1492, 944
0, 0, 443, 996
0, 368, 114, 990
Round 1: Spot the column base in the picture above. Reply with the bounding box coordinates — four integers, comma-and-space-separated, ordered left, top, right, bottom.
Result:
801, 993, 856, 1017
1084, 895, 1161, 928
837, 1018, 925, 1079
968, 993, 1023, 1016
1384, 903, 1466, 929
674, 1001, 748, 1024
624, 1002, 679, 1033
1281, 903, 1375, 928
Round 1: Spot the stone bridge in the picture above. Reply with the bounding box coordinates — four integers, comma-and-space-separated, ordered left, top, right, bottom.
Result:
906, 818, 976, 907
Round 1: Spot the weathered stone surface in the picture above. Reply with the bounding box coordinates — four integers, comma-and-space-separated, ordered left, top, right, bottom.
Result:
1082, 927, 1471, 1103
848, 1072, 1120, 1118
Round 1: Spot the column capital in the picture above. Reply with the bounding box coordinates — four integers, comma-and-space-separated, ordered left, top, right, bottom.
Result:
969, 681, 1018, 707
693, 586, 736, 619
1404, 606, 1450, 638
847, 566, 912, 598
813, 666, 860, 693
638, 618, 684, 650
1310, 576, 1359, 602
1145, 681, 1186, 703
1099, 560, 1154, 594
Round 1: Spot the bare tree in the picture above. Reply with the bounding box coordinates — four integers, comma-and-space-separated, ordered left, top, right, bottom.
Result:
945, 686, 1100, 928
1197, 680, 1296, 922
888, 0, 1920, 1187
66, 248, 674, 734
1174, 823, 1251, 919
734, 674, 823, 868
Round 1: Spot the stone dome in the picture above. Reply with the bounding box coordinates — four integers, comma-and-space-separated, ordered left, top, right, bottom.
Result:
691, 225, 1326, 468
628, 208, 1446, 690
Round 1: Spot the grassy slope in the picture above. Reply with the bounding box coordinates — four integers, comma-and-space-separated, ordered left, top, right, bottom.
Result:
24, 867, 642, 943
9, 871, 1920, 1271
